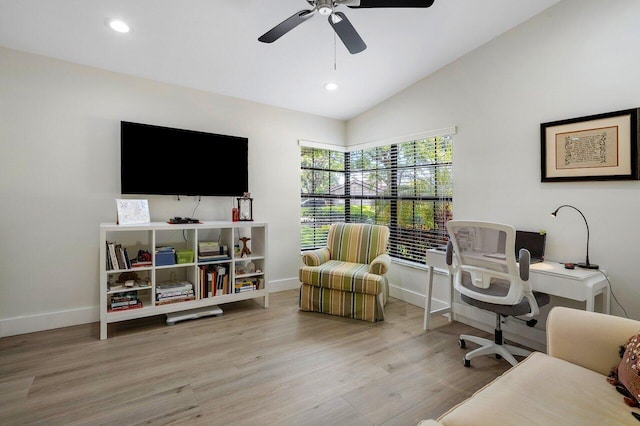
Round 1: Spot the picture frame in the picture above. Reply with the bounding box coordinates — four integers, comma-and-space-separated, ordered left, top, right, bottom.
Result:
116, 199, 151, 225
540, 108, 640, 182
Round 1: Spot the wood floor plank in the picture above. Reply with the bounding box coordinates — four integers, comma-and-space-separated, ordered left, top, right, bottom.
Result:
0, 290, 515, 425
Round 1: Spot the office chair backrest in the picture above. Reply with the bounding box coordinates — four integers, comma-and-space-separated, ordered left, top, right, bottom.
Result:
446, 220, 537, 314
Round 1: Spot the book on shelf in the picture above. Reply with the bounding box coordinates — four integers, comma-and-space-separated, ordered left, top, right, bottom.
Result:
198, 254, 231, 262
123, 247, 132, 269
110, 299, 140, 308
108, 301, 143, 312
199, 242, 228, 258
130, 260, 152, 268
234, 277, 260, 293
199, 241, 220, 250
109, 291, 141, 311
107, 241, 119, 270
156, 281, 193, 292
156, 281, 194, 304
156, 295, 195, 305
116, 244, 132, 270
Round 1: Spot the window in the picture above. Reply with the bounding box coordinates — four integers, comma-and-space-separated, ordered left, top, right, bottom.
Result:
300, 133, 453, 265
300, 146, 346, 251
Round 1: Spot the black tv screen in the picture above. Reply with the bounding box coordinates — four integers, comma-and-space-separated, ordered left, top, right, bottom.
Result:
121, 121, 248, 196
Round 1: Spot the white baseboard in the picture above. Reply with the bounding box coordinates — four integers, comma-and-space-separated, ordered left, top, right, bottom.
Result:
388, 282, 449, 312
1, 306, 98, 338
268, 277, 299, 292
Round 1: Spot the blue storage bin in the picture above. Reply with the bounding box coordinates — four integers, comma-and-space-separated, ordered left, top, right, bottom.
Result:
155, 251, 175, 266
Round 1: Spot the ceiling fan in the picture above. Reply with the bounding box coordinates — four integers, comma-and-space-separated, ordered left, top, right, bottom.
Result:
258, 0, 435, 54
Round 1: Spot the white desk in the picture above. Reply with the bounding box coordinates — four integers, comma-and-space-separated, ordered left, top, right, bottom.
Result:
423, 249, 610, 331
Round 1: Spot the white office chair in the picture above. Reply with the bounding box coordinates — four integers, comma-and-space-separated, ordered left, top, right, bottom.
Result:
445, 220, 550, 367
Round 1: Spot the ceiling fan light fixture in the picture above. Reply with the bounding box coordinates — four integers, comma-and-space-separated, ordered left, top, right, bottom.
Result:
106, 18, 130, 33
324, 82, 338, 91
317, 0, 334, 15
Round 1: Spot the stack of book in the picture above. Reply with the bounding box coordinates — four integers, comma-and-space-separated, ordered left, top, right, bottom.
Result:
156, 281, 195, 305
108, 291, 142, 312
198, 241, 229, 262
234, 277, 261, 293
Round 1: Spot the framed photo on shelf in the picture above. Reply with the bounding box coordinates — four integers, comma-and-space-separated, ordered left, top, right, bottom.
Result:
541, 108, 640, 182
116, 199, 150, 225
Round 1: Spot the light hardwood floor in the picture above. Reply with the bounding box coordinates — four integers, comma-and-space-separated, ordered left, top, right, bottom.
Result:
0, 290, 515, 425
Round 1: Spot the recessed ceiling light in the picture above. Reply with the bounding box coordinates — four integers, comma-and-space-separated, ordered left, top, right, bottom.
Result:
324, 82, 338, 91
106, 18, 130, 33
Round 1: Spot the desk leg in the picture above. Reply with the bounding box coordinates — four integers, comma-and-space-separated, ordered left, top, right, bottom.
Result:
423, 266, 435, 331
604, 284, 611, 315
448, 273, 454, 324
586, 288, 595, 312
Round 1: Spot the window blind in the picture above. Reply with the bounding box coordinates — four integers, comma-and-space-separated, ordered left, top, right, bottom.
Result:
300, 135, 453, 265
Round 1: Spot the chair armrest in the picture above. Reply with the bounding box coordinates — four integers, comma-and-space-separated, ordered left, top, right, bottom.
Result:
301, 248, 330, 266
369, 253, 391, 275
547, 306, 640, 376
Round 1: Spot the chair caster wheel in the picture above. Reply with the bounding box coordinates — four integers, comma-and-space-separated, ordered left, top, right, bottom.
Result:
463, 357, 471, 367
458, 339, 466, 349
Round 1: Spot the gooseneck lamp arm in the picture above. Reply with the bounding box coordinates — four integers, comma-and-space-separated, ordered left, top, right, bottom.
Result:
550, 204, 598, 269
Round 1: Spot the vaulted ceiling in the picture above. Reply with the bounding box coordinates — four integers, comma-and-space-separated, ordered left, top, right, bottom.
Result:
0, 0, 562, 120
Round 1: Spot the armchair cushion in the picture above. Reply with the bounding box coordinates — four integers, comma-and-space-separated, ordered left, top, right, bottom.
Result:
299, 260, 384, 296
327, 222, 389, 264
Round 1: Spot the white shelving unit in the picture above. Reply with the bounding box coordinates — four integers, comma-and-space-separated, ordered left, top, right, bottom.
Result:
99, 221, 268, 339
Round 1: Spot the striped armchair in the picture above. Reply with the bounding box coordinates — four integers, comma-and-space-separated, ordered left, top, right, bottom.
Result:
299, 223, 391, 322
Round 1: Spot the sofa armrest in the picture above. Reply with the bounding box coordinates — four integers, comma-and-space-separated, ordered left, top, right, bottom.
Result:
301, 248, 331, 266
547, 306, 640, 376
370, 253, 391, 275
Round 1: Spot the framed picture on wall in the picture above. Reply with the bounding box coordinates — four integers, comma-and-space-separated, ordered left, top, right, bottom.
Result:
541, 108, 640, 182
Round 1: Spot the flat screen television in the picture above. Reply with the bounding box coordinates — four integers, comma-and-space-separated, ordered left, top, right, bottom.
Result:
120, 121, 248, 196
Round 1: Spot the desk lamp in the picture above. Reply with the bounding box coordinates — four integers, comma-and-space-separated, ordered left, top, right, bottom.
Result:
551, 205, 598, 269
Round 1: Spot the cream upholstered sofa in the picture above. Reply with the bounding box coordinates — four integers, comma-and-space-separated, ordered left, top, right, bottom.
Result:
299, 222, 390, 322
420, 306, 640, 425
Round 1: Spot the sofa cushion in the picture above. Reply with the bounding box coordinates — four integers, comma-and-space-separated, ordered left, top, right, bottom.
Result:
299, 260, 384, 296
437, 352, 635, 425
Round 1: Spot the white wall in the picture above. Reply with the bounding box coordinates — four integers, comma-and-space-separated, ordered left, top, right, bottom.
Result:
0, 47, 345, 337
348, 0, 640, 344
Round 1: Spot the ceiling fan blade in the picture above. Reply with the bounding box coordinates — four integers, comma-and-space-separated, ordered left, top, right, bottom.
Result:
258, 9, 314, 43
346, 0, 434, 8
328, 12, 367, 54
